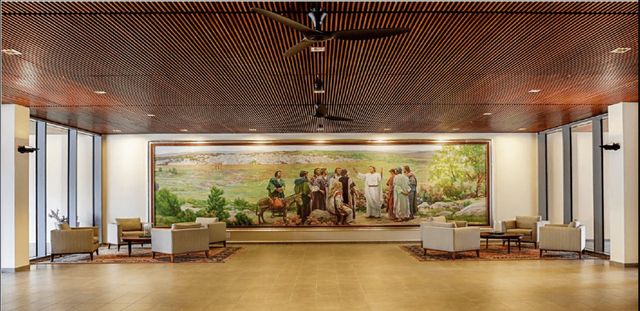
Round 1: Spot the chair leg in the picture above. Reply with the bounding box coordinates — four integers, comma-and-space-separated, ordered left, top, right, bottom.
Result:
50, 254, 55, 262
204, 250, 209, 258
423, 248, 427, 256
170, 255, 175, 263
108, 244, 111, 249
223, 241, 226, 247
90, 253, 94, 261
96, 248, 99, 255
152, 251, 156, 259
539, 249, 543, 258
578, 251, 582, 259
534, 242, 538, 249
451, 252, 456, 260
117, 244, 120, 252
476, 250, 480, 257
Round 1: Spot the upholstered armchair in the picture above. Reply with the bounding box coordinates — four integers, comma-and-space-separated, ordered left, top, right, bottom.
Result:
421, 221, 480, 260
195, 217, 228, 247
539, 224, 586, 259
151, 223, 210, 263
107, 218, 148, 251
500, 216, 548, 248
50, 226, 100, 262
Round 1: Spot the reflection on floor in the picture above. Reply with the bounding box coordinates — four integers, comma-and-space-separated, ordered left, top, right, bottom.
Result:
3, 243, 637, 311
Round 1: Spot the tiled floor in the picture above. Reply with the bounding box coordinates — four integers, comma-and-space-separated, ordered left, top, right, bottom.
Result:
2, 243, 637, 311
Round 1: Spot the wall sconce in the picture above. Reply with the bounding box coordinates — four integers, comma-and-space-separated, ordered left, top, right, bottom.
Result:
600, 143, 620, 151
17, 146, 38, 153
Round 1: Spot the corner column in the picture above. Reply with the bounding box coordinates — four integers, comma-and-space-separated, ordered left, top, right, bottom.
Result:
607, 102, 638, 266
1, 104, 31, 272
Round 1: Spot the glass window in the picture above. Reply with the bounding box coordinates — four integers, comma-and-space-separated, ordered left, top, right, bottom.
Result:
46, 124, 69, 254
571, 121, 594, 251
546, 130, 564, 224
77, 133, 94, 227
602, 118, 610, 254
28, 121, 37, 258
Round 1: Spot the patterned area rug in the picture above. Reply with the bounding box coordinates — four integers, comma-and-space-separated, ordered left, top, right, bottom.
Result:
402, 244, 605, 261
34, 246, 241, 264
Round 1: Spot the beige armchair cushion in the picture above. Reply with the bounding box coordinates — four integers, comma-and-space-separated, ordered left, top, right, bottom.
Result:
116, 218, 142, 231
56, 223, 71, 230
516, 216, 541, 229
195, 218, 227, 244
121, 231, 146, 237
171, 222, 202, 230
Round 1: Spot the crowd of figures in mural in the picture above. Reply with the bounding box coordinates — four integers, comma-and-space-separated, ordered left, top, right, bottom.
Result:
152, 143, 489, 227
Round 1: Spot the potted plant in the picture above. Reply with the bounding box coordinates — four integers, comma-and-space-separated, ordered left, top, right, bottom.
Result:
48, 209, 69, 229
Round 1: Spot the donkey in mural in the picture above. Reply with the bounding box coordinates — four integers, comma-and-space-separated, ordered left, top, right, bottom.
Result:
256, 193, 302, 225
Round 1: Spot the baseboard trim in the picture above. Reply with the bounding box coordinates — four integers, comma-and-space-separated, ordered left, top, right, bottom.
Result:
610, 261, 639, 268
1, 265, 30, 273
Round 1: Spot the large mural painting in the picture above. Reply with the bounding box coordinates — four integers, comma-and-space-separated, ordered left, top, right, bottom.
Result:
150, 141, 490, 227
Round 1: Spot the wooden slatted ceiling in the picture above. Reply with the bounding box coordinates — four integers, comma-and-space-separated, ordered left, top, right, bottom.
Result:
1, 1, 637, 134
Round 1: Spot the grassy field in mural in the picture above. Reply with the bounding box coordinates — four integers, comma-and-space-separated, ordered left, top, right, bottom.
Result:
152, 144, 489, 227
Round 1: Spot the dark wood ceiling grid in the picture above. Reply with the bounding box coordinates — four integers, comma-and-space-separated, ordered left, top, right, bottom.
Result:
1, 1, 637, 134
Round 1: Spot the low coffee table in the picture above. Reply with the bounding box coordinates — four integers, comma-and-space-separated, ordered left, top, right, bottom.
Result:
121, 236, 151, 257
480, 232, 522, 254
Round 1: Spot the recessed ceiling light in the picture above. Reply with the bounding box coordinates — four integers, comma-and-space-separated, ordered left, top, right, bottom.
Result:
517, 127, 527, 131
383, 128, 391, 131
179, 129, 189, 132
2, 49, 22, 55
311, 46, 325, 53
248, 128, 257, 132
610, 47, 631, 54
146, 114, 156, 117
112, 129, 121, 133
94, 90, 107, 95
316, 127, 324, 131
452, 128, 460, 131
528, 89, 542, 93
483, 112, 492, 116
313, 77, 325, 94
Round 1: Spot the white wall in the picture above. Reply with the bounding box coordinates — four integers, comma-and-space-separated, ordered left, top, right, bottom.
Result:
103, 133, 538, 239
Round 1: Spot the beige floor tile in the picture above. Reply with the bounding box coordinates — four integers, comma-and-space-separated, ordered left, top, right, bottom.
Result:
1, 244, 637, 311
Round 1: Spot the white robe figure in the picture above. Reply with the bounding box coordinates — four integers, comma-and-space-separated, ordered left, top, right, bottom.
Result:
357, 172, 382, 217
393, 174, 411, 219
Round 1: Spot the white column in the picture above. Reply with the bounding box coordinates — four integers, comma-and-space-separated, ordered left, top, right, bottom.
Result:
607, 102, 638, 265
1, 104, 31, 271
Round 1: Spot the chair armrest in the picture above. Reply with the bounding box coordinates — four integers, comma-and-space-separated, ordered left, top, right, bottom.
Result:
151, 228, 173, 253
207, 222, 227, 243
501, 220, 516, 232
454, 227, 480, 251
107, 223, 123, 245
51, 229, 94, 253
532, 221, 549, 242
171, 228, 209, 254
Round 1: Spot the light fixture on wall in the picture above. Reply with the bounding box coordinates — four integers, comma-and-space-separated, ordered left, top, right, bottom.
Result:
528, 89, 542, 93
610, 47, 631, 54
17, 146, 38, 154
600, 143, 620, 151
94, 90, 107, 95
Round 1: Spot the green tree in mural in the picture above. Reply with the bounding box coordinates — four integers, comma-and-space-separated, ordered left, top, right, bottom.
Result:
427, 145, 487, 201
155, 188, 182, 216
205, 186, 230, 221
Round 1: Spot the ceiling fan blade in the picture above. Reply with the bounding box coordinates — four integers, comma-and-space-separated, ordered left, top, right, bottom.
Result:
251, 8, 313, 33
324, 115, 354, 122
333, 28, 410, 41
284, 40, 316, 57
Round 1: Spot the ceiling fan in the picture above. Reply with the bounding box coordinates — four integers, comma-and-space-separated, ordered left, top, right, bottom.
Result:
312, 101, 353, 122
251, 7, 411, 57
